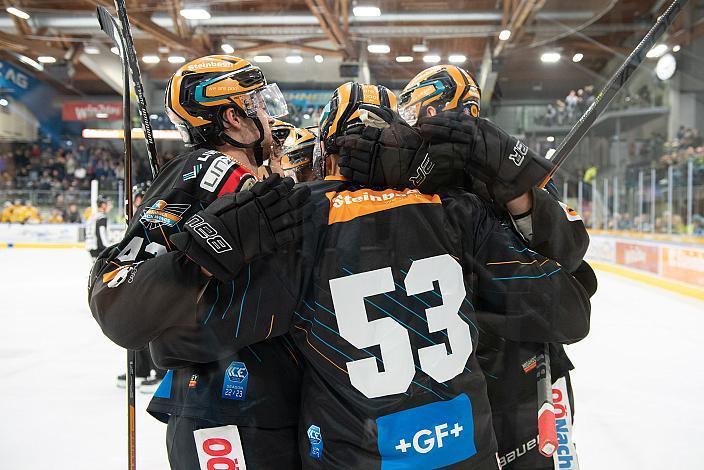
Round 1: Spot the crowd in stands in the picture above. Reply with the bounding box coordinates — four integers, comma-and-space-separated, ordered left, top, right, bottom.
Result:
1, 199, 88, 224
539, 83, 664, 127
0, 143, 124, 192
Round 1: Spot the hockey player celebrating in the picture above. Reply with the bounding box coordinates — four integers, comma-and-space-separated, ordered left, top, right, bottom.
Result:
89, 55, 311, 469
137, 82, 590, 469
85, 195, 110, 260
335, 64, 594, 469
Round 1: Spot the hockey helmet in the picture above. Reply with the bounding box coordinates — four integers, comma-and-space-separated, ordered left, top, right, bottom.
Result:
399, 64, 481, 126
315, 82, 397, 177
271, 119, 296, 147
165, 55, 288, 164
281, 127, 316, 182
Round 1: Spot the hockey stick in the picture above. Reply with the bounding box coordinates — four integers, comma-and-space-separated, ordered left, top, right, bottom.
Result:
534, 1, 688, 457
96, 4, 160, 468
95, 9, 136, 470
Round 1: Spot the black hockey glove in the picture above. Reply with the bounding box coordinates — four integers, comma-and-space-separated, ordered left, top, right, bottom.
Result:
336, 104, 426, 189
418, 112, 554, 205
170, 175, 311, 282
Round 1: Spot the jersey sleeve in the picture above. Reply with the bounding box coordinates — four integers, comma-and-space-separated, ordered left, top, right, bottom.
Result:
445, 191, 591, 344
88, 150, 256, 351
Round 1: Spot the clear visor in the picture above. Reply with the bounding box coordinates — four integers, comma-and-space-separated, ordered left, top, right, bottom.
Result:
242, 83, 289, 119
399, 103, 420, 126
312, 134, 324, 178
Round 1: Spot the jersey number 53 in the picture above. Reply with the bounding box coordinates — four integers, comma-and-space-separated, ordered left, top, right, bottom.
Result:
330, 254, 472, 399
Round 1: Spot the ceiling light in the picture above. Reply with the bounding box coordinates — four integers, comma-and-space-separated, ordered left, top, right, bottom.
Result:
221, 43, 235, 54
253, 55, 272, 63
572, 53, 584, 63
149, 114, 159, 120
672, 44, 681, 52
303, 113, 311, 120
423, 54, 441, 63
412, 44, 429, 53
110, 46, 119, 55
83, 46, 100, 55
545, 148, 556, 159
367, 44, 390, 54
0, 99, 8, 107
547, 136, 555, 142
37, 56, 56, 64
158, 46, 170, 54
285, 55, 303, 64
179, 8, 210, 20
646, 44, 668, 58
395, 56, 413, 63
96, 113, 109, 119
142, 55, 160, 64
6, 7, 30, 20
353, 5, 381, 17
168, 56, 186, 64
540, 52, 561, 63
448, 54, 466, 64
18, 55, 43, 71
499, 29, 511, 41
314, 55, 324, 63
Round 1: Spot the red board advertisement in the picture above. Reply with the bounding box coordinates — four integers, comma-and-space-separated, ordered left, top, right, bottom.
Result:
661, 247, 704, 288
615, 241, 659, 274
62, 102, 122, 121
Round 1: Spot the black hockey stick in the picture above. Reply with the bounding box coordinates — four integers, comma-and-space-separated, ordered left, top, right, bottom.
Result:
97, 4, 160, 468
534, 0, 688, 457
539, 0, 688, 186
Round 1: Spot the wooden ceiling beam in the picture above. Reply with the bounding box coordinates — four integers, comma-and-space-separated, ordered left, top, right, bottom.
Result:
303, 0, 353, 56
85, 0, 205, 57
0, 30, 66, 57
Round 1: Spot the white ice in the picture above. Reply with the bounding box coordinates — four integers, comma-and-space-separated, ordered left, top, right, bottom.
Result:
0, 249, 702, 469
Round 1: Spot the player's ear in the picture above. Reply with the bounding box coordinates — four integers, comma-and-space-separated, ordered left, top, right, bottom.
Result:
426, 106, 437, 117
222, 107, 244, 132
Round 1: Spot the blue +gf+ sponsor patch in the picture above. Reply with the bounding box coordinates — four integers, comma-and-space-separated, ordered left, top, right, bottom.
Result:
376, 393, 476, 470
221, 361, 248, 401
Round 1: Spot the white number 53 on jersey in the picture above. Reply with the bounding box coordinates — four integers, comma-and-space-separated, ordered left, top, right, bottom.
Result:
330, 254, 472, 399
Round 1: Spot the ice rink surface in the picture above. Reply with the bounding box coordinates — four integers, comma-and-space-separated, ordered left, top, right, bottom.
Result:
1, 248, 702, 469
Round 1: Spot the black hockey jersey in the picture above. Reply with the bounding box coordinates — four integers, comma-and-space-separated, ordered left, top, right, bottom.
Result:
88, 148, 302, 427
145, 176, 590, 469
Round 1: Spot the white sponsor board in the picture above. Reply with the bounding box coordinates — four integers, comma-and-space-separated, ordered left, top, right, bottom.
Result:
585, 236, 616, 263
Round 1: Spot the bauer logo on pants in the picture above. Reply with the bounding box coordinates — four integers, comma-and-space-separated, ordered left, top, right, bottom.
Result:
194, 425, 247, 470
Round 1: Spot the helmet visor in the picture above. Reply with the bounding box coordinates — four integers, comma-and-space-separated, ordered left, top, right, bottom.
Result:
258, 83, 288, 118
399, 102, 420, 126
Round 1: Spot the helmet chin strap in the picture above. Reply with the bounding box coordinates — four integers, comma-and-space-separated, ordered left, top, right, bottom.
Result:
220, 116, 267, 167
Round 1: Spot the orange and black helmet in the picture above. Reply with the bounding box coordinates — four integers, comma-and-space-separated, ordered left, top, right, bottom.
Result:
399, 65, 481, 126
271, 119, 296, 147
165, 55, 288, 163
281, 126, 316, 173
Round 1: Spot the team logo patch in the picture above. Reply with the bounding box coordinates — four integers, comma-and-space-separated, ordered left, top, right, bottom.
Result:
139, 200, 190, 230
182, 164, 203, 181
188, 374, 198, 388
222, 361, 248, 401
376, 394, 476, 470
307, 425, 323, 460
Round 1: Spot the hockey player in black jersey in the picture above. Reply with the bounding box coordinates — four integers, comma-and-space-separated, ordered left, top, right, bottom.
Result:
89, 55, 311, 469
137, 82, 590, 469
85, 195, 110, 260
335, 65, 595, 469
